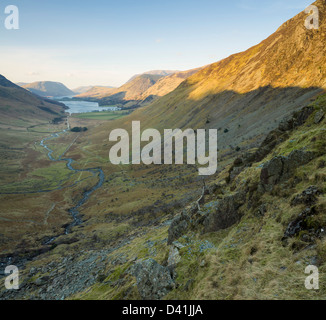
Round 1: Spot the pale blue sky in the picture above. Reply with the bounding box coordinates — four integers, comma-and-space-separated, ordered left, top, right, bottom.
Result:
0, 0, 313, 88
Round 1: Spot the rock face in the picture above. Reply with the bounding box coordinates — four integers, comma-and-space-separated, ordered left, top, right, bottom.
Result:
260, 157, 284, 189
168, 214, 191, 245
203, 191, 247, 233
132, 259, 175, 300
260, 150, 316, 191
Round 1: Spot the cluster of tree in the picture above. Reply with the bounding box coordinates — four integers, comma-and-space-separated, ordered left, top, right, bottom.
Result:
71, 127, 88, 132
52, 117, 65, 124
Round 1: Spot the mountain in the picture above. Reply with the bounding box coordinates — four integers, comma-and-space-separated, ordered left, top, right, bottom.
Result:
138, 67, 203, 104
0, 75, 65, 123
23, 81, 75, 98
98, 74, 165, 107
0, 74, 66, 160
106, 0, 326, 157
96, 70, 202, 108
127, 70, 179, 83
72, 86, 94, 95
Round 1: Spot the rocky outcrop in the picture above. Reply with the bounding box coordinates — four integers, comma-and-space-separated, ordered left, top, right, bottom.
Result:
132, 259, 175, 300
168, 213, 191, 245
282, 206, 326, 246
228, 106, 314, 182
203, 191, 247, 233
314, 110, 325, 124
260, 150, 316, 191
167, 187, 247, 238
283, 207, 316, 240
291, 186, 322, 206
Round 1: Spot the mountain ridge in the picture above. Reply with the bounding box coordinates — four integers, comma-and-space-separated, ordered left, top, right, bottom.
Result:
127, 70, 179, 83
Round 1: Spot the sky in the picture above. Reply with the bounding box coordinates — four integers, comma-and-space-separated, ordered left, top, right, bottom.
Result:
0, 0, 314, 89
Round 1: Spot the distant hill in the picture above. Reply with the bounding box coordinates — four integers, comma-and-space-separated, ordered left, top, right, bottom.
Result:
73, 85, 115, 95
98, 74, 165, 107
78, 71, 195, 106
73, 86, 94, 95
97, 69, 202, 107
23, 81, 74, 98
75, 86, 116, 99
139, 68, 203, 104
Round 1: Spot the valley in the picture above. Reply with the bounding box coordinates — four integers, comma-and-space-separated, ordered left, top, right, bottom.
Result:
1, 0, 326, 301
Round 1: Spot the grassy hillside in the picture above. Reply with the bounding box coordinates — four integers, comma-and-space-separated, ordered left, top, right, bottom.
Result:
68, 95, 326, 300
3, 93, 325, 301
0, 75, 66, 133
0, 74, 68, 184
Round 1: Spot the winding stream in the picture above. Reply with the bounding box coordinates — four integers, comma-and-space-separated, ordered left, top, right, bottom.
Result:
40, 120, 105, 235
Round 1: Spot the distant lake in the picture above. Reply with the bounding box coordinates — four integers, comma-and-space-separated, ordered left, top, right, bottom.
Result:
60, 100, 120, 115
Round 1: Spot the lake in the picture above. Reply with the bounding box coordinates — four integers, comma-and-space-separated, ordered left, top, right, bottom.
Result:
60, 100, 120, 115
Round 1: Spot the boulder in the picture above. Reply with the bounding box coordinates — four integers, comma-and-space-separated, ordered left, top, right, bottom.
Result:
167, 246, 181, 267
132, 259, 175, 300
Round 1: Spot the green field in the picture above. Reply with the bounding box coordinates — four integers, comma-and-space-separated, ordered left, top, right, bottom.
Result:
72, 110, 131, 120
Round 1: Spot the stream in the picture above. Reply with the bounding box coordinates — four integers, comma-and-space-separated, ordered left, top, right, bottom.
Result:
0, 120, 106, 271
40, 119, 105, 236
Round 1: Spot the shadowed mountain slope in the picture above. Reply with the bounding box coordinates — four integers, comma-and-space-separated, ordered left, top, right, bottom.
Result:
0, 75, 66, 126
98, 74, 165, 107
